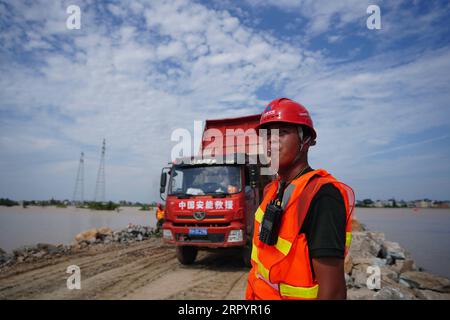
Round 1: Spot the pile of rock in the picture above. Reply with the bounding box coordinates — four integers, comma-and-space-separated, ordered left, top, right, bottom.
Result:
0, 224, 159, 268
73, 224, 158, 248
346, 220, 450, 300
0, 248, 12, 265
0, 243, 69, 267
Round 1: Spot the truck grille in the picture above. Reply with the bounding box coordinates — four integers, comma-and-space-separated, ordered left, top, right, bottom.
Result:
173, 222, 230, 227
176, 215, 225, 220
176, 233, 225, 243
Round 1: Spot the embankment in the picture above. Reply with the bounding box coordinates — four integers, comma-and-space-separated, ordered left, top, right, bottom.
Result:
1, 221, 449, 299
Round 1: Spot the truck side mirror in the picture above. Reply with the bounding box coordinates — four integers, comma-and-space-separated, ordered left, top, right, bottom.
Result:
160, 172, 167, 194
248, 165, 259, 188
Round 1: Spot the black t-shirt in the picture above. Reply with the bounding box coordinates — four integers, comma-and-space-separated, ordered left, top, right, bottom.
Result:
297, 167, 347, 277
300, 178, 346, 256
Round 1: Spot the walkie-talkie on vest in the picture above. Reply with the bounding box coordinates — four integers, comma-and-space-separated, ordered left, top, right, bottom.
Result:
259, 181, 286, 245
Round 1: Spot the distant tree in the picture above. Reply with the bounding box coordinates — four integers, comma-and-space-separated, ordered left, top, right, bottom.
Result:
0, 198, 19, 207
139, 204, 150, 211
86, 201, 119, 211
362, 199, 374, 207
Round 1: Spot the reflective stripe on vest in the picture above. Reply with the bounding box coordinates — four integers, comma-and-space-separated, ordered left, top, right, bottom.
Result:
251, 236, 318, 299
255, 270, 319, 299
254, 207, 292, 255
280, 281, 319, 299
346, 232, 352, 248
251, 239, 270, 279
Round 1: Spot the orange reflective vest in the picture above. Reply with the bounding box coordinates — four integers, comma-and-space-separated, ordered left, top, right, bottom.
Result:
156, 208, 165, 221
246, 169, 354, 300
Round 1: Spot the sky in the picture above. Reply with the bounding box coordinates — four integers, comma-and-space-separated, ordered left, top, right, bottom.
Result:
0, 0, 449, 202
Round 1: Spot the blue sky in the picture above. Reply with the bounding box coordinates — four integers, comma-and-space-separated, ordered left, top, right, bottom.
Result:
0, 0, 449, 202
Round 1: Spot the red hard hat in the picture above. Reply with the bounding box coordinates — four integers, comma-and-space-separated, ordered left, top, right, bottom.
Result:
258, 97, 317, 141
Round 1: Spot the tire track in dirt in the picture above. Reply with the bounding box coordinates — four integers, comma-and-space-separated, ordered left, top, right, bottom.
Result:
0, 239, 173, 299
125, 249, 249, 300
0, 239, 250, 300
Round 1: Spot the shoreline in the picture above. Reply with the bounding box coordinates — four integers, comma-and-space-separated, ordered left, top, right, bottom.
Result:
0, 224, 160, 266
345, 220, 450, 299
0, 206, 156, 253
1, 219, 450, 299
355, 207, 450, 279
2, 205, 449, 210
356, 206, 450, 210
0, 205, 154, 212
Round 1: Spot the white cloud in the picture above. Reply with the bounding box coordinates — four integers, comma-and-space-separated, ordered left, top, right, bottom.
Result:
0, 0, 449, 202
246, 0, 377, 35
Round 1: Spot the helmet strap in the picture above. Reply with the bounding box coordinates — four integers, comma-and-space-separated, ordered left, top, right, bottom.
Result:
297, 126, 311, 153
292, 126, 312, 166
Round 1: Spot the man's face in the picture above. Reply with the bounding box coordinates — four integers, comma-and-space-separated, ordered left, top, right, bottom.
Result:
265, 123, 301, 169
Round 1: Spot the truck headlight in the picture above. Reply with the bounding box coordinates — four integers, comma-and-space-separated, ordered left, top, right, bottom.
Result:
163, 229, 173, 240
227, 229, 243, 242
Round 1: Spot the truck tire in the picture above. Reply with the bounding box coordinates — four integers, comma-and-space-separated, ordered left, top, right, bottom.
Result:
242, 241, 253, 268
176, 246, 198, 265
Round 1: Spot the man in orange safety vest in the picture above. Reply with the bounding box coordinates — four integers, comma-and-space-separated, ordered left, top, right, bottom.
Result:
246, 98, 354, 300
155, 203, 165, 232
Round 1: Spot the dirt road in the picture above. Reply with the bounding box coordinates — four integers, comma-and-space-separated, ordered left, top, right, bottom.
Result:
0, 238, 248, 300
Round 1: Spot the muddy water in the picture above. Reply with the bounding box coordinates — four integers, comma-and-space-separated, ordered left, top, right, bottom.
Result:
1, 206, 449, 279
355, 208, 450, 279
0, 206, 156, 252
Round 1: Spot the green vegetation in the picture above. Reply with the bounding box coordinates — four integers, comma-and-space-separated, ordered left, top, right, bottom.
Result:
86, 201, 120, 211
0, 198, 19, 207
0, 197, 158, 211
357, 199, 373, 207
139, 204, 151, 211
356, 198, 449, 208
20, 199, 70, 207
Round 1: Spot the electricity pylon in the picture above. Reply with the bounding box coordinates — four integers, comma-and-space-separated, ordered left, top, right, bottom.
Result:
72, 152, 84, 204
94, 139, 106, 202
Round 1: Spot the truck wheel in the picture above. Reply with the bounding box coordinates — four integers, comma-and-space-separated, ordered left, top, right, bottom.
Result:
176, 246, 198, 265
242, 241, 252, 268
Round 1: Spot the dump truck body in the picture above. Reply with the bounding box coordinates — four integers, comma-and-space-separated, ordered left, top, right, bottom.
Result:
160, 114, 271, 265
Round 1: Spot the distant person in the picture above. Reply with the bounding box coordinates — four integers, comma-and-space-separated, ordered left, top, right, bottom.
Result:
155, 203, 165, 231
246, 98, 355, 300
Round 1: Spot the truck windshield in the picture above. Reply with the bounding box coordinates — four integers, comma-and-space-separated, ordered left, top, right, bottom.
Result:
169, 165, 242, 195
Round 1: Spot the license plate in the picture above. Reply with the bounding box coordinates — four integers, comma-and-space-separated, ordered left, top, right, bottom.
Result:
189, 228, 208, 236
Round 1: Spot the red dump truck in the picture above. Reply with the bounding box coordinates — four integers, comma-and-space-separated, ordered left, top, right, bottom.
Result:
159, 114, 272, 266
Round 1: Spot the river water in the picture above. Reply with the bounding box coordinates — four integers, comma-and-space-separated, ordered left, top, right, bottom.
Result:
355, 208, 450, 279
0, 206, 156, 252
0, 206, 449, 279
